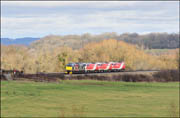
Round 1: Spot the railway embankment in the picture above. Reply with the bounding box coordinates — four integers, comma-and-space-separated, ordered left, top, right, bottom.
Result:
1, 70, 179, 82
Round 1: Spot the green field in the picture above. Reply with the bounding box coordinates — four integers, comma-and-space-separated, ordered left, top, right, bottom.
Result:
1, 80, 179, 117
145, 48, 178, 55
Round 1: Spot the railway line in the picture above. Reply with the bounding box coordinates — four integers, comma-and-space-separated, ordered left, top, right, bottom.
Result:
18, 70, 159, 79
14, 70, 160, 82
65, 70, 159, 76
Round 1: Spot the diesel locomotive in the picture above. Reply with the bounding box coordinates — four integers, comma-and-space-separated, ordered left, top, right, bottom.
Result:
65, 62, 125, 74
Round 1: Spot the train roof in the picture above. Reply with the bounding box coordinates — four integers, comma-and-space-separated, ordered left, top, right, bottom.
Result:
67, 62, 124, 65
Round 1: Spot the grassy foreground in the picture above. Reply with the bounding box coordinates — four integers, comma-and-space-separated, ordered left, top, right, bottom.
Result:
1, 80, 179, 117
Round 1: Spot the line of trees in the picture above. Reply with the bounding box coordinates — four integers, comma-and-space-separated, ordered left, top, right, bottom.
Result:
1, 39, 179, 73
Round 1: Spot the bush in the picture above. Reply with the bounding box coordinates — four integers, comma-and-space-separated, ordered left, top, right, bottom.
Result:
153, 70, 179, 82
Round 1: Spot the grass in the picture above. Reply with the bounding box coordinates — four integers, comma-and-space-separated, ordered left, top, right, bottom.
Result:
1, 80, 179, 117
145, 48, 178, 55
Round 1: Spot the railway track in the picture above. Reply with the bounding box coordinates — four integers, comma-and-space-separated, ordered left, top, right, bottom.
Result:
65, 70, 159, 76
21, 70, 162, 82
1, 70, 160, 82
19, 70, 160, 78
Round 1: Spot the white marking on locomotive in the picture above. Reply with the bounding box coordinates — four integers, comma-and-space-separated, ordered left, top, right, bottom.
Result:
92, 63, 99, 70
105, 62, 113, 70
118, 62, 124, 69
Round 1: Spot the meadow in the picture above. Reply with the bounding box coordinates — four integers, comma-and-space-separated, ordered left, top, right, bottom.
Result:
1, 80, 179, 117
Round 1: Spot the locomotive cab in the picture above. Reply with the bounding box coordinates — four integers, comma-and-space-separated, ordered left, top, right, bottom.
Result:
66, 63, 86, 74
66, 63, 74, 74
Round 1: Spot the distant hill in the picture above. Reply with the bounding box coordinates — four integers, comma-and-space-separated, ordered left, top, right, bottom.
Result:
1, 37, 40, 46
30, 34, 95, 50
1, 33, 179, 49
30, 33, 179, 50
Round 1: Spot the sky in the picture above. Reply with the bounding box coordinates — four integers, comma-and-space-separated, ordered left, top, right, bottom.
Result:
1, 1, 179, 38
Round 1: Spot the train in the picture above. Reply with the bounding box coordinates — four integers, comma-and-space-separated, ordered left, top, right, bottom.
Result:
65, 62, 125, 74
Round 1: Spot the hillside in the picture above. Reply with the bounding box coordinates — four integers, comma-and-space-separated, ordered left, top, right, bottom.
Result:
30, 33, 179, 50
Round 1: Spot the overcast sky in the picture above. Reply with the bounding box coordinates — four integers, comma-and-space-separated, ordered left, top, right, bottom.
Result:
1, 1, 179, 38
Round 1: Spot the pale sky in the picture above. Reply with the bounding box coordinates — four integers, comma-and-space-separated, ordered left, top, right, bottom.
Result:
1, 1, 179, 38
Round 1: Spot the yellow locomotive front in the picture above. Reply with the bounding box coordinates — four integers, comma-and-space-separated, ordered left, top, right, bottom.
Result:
65, 63, 73, 74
